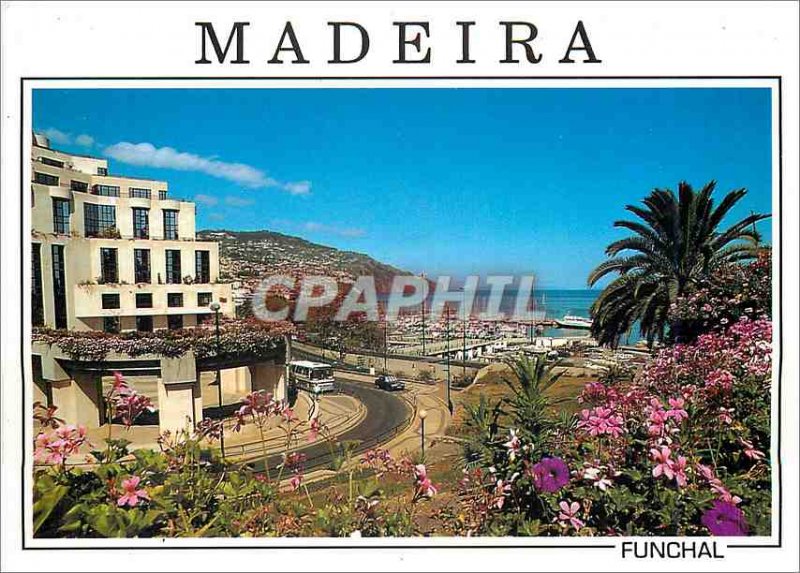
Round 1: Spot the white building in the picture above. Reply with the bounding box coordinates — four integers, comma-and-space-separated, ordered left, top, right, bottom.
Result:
30, 132, 235, 333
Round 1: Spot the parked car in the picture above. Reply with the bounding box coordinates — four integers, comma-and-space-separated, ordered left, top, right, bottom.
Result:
374, 375, 405, 391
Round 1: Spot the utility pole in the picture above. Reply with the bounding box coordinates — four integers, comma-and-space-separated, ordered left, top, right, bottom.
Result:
383, 315, 388, 374
445, 306, 452, 414
421, 273, 426, 356
462, 287, 467, 378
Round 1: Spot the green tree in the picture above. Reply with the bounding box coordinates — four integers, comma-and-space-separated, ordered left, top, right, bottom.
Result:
588, 181, 768, 346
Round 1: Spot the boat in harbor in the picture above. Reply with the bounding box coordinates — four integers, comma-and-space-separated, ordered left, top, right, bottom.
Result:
555, 315, 593, 330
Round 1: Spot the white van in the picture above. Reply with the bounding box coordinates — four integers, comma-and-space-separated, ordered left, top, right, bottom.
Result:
288, 360, 336, 394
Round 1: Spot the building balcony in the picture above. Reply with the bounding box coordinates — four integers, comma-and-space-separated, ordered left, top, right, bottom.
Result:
72, 282, 234, 319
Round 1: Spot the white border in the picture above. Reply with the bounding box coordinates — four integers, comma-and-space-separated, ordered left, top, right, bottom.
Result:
11, 78, 783, 558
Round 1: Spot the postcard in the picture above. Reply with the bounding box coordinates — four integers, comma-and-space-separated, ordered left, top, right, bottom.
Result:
1, 1, 798, 571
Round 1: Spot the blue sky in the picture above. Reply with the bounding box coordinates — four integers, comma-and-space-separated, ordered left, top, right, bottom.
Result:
33, 87, 773, 288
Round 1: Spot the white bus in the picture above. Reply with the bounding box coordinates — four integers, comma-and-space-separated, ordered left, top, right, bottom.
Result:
288, 360, 336, 394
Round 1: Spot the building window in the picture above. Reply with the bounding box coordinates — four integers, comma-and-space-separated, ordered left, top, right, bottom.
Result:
100, 248, 118, 284
194, 250, 210, 283
132, 207, 149, 239
34, 172, 59, 186
70, 180, 88, 192
97, 167, 108, 176
158, 190, 168, 200
167, 315, 184, 330
41, 157, 64, 168
52, 198, 71, 234
103, 316, 120, 333
32, 243, 44, 327
197, 292, 212, 307
136, 315, 153, 332
163, 209, 178, 240
101, 293, 120, 309
134, 249, 151, 283
197, 313, 212, 326
136, 293, 153, 308
167, 293, 184, 308
129, 187, 151, 199
93, 184, 120, 197
165, 250, 181, 284
51, 245, 67, 329
84, 203, 116, 237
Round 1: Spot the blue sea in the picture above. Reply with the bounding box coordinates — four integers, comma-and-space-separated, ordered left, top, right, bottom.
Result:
474, 288, 642, 344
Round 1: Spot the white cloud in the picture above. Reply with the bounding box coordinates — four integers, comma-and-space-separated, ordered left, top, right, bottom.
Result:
283, 181, 312, 196
74, 134, 95, 147
194, 194, 219, 206
41, 128, 95, 148
42, 128, 71, 145
103, 141, 310, 194
224, 196, 255, 207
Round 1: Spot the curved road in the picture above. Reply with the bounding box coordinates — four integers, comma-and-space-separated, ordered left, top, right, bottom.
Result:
249, 375, 410, 475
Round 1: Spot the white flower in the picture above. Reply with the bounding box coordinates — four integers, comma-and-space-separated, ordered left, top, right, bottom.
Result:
349, 530, 362, 538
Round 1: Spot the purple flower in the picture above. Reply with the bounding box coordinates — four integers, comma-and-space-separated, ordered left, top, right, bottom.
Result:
529, 457, 570, 493
701, 501, 749, 536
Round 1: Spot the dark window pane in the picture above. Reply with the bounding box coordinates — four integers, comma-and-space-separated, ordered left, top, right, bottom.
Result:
102, 293, 120, 309
167, 293, 184, 308
136, 315, 153, 332
163, 209, 178, 240
158, 190, 167, 200
100, 248, 118, 284
71, 180, 88, 192
93, 184, 120, 197
129, 187, 151, 199
134, 249, 151, 283
51, 245, 67, 329
132, 207, 149, 239
167, 315, 183, 330
34, 172, 59, 186
165, 250, 181, 284
97, 167, 108, 176
41, 157, 64, 168
52, 198, 71, 234
197, 292, 212, 307
136, 293, 153, 308
194, 250, 210, 283
84, 203, 116, 237
103, 316, 120, 333
32, 244, 44, 326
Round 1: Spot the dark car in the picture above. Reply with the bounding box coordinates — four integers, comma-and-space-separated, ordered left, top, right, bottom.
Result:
374, 375, 405, 391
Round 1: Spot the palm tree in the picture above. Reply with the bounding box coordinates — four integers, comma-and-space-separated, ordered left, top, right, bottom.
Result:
588, 181, 769, 346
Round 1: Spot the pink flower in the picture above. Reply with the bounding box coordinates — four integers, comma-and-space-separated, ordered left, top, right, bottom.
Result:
116, 476, 149, 507
739, 438, 766, 461
557, 501, 585, 531
308, 417, 321, 442
666, 397, 688, 422
672, 456, 688, 487
289, 473, 303, 491
33, 424, 88, 466
577, 406, 625, 438
650, 446, 674, 480
413, 464, 437, 498
503, 429, 521, 461
648, 409, 669, 437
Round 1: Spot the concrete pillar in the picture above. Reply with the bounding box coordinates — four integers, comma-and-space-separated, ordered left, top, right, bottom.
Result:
158, 352, 201, 434
220, 366, 252, 396
49, 371, 102, 428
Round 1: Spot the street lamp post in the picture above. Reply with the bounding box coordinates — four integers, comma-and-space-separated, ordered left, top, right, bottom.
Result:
462, 287, 467, 378
209, 302, 225, 458
419, 408, 428, 459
